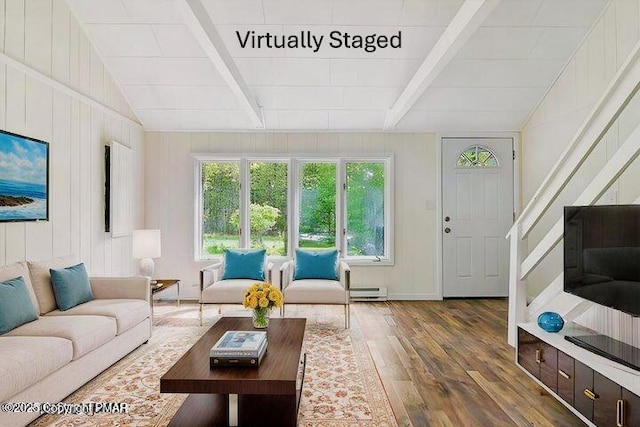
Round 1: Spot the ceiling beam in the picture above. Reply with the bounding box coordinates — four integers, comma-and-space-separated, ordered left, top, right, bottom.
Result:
384, 0, 500, 129
179, 0, 264, 128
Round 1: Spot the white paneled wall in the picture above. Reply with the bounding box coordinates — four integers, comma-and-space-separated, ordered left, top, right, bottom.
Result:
145, 132, 437, 300
520, 0, 640, 345
0, 0, 144, 275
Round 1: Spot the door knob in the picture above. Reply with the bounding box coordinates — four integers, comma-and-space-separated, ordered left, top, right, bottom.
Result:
444, 227, 451, 233
444, 216, 450, 222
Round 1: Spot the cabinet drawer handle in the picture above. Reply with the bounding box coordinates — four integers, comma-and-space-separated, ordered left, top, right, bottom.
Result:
535, 349, 542, 364
616, 399, 624, 427
584, 388, 597, 400
558, 370, 570, 380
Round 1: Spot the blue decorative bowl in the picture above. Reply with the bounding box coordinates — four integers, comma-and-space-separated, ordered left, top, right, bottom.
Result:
537, 312, 564, 332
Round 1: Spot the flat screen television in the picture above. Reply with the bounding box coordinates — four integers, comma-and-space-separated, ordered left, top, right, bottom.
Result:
0, 129, 49, 222
564, 205, 640, 317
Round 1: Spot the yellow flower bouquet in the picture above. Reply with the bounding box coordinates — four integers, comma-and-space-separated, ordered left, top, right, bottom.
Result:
243, 282, 283, 328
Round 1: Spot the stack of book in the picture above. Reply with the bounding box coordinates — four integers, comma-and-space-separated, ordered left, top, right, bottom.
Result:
209, 330, 268, 368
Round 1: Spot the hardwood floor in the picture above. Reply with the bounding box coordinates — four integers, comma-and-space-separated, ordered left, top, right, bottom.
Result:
154, 299, 584, 426
353, 299, 583, 427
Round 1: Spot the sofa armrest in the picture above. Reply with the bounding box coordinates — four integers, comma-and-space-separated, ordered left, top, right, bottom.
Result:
339, 261, 351, 291
90, 276, 150, 302
200, 262, 223, 294
266, 262, 274, 285
280, 260, 294, 290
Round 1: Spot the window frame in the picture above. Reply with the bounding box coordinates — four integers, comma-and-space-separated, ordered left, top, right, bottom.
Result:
194, 154, 394, 266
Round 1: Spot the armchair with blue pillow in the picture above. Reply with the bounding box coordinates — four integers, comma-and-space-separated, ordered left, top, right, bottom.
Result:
279, 249, 351, 328
199, 249, 273, 325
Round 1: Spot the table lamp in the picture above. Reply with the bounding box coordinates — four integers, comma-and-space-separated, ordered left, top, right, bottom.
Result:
133, 229, 161, 283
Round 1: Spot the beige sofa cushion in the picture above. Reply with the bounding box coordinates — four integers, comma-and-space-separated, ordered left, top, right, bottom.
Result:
28, 255, 77, 315
201, 279, 257, 304
46, 299, 150, 335
0, 261, 39, 315
0, 336, 73, 401
284, 279, 347, 304
6, 315, 116, 359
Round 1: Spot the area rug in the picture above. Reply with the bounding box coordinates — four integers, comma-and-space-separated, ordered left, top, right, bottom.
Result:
31, 319, 397, 427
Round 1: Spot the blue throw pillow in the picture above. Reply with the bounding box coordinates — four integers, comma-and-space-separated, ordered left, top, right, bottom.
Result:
0, 276, 38, 334
50, 263, 94, 311
294, 249, 339, 280
222, 249, 266, 281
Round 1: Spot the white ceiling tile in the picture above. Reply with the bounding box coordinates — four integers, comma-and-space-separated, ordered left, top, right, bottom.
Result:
332, 0, 403, 25
529, 27, 590, 60
264, 0, 333, 24
287, 87, 325, 109
152, 25, 206, 58
399, 0, 464, 26
456, 27, 543, 60
271, 111, 330, 129
315, 87, 345, 109
432, 59, 565, 88
124, 86, 241, 110
121, 0, 184, 24
329, 59, 419, 87
202, 0, 265, 24
533, 0, 608, 27
414, 87, 546, 111
236, 59, 331, 86
180, 111, 254, 129
86, 24, 162, 57
140, 110, 254, 130
254, 86, 346, 110
107, 58, 227, 85
342, 87, 399, 109
328, 110, 385, 129
67, 0, 130, 24
396, 110, 529, 131
482, 0, 543, 27
253, 87, 291, 109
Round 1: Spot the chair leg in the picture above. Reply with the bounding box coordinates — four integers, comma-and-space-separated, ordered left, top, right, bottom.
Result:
282, 304, 285, 318
218, 305, 222, 315
199, 303, 203, 327
345, 304, 350, 329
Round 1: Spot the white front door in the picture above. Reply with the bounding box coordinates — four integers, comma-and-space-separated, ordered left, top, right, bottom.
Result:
442, 138, 514, 297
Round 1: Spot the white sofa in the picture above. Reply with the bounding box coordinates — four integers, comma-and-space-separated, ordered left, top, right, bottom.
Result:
0, 257, 151, 427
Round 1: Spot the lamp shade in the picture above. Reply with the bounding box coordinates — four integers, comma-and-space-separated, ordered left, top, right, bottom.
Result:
133, 229, 162, 259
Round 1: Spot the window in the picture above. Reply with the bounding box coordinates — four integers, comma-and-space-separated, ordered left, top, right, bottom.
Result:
200, 162, 240, 256
346, 162, 385, 256
298, 162, 337, 250
249, 161, 288, 255
195, 156, 393, 264
456, 145, 498, 167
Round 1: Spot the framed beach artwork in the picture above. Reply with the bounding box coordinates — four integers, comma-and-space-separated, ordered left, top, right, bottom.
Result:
0, 129, 49, 222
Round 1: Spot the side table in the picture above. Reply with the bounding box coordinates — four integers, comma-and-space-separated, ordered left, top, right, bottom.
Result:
151, 279, 181, 309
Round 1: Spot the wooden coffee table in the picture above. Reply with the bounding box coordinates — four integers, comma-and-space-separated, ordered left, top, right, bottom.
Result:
160, 317, 306, 427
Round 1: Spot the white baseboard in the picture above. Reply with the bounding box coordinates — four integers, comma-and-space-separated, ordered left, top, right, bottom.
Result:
387, 293, 441, 300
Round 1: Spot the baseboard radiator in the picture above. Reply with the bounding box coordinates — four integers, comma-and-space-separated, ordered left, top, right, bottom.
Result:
350, 287, 388, 301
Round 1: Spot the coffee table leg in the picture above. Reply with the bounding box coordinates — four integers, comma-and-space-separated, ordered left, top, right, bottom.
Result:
229, 393, 238, 426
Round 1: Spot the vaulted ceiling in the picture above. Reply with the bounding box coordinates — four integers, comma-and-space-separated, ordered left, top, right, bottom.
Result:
67, 0, 608, 132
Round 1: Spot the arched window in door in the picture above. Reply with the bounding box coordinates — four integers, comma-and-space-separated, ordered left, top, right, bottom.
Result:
455, 145, 499, 167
